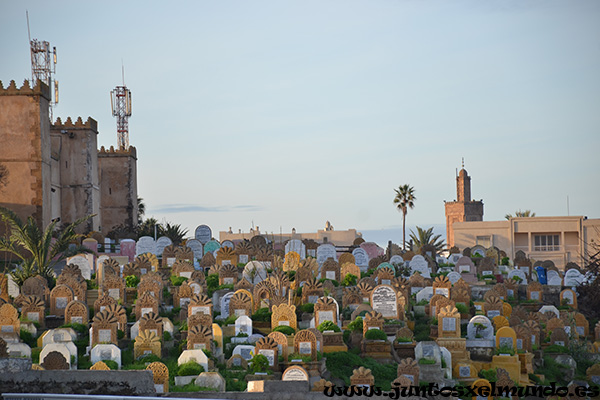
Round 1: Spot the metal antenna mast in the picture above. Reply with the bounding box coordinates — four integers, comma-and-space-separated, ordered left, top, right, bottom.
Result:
110, 65, 132, 150
27, 11, 58, 120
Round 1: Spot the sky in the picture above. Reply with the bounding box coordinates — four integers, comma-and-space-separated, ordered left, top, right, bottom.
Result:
1, 1, 599, 246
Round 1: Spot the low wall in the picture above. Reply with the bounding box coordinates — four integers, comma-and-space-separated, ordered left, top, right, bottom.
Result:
0, 370, 155, 396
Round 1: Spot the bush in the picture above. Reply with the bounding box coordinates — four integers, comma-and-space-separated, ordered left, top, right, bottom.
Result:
20, 329, 36, 348
299, 303, 314, 314
177, 361, 205, 376
272, 325, 295, 335
170, 276, 188, 286
317, 320, 341, 333
288, 352, 312, 363
495, 345, 515, 356
347, 317, 363, 332
117, 329, 125, 340
396, 336, 413, 343
137, 354, 161, 364
479, 368, 497, 382
206, 274, 219, 296
342, 274, 358, 287
326, 351, 397, 390
364, 329, 387, 341
104, 359, 119, 370
455, 303, 469, 314
501, 257, 510, 266
250, 354, 270, 373
223, 315, 237, 326
418, 358, 436, 365
125, 275, 140, 288
163, 331, 172, 341
544, 344, 569, 353
251, 307, 272, 322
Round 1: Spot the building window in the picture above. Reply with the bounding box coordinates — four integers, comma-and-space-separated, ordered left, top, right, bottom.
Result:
476, 236, 491, 248
534, 234, 560, 251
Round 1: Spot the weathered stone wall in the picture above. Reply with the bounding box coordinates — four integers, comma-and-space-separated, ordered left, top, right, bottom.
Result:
0, 370, 155, 396
0, 80, 52, 228
51, 117, 101, 232
98, 146, 138, 233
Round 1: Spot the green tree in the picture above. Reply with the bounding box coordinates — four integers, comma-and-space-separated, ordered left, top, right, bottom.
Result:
160, 222, 188, 245
393, 184, 416, 250
0, 206, 93, 285
505, 209, 536, 220
137, 197, 145, 225
137, 217, 159, 238
409, 226, 445, 254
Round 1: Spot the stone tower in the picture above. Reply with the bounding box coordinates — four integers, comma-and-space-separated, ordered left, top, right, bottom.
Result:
0, 80, 53, 228
50, 117, 102, 232
444, 167, 484, 247
98, 146, 138, 233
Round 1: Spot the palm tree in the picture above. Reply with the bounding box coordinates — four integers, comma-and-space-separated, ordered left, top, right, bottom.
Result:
137, 197, 146, 225
0, 206, 93, 286
160, 222, 188, 245
393, 184, 416, 250
409, 226, 446, 254
505, 210, 536, 220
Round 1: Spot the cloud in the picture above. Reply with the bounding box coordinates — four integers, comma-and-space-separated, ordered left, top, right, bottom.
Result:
149, 204, 264, 214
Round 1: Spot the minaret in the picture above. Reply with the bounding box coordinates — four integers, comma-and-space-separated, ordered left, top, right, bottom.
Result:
444, 160, 484, 247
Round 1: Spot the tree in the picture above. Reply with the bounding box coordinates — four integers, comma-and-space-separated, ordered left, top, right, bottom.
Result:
393, 184, 416, 250
409, 226, 446, 254
160, 222, 188, 245
137, 197, 145, 225
0, 206, 93, 286
0, 163, 8, 190
505, 209, 536, 220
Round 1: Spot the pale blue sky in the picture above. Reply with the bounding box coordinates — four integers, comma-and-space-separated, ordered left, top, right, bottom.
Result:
1, 1, 599, 244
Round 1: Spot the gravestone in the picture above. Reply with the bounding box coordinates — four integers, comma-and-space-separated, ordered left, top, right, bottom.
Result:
194, 225, 212, 244
235, 315, 253, 336
285, 239, 306, 259
186, 239, 203, 261
136, 236, 157, 256
178, 349, 209, 373
446, 272, 462, 285
219, 292, 234, 319
415, 287, 434, 303
352, 248, 369, 271
155, 236, 173, 256
90, 344, 121, 369
282, 365, 309, 381
467, 316, 494, 340
66, 255, 92, 280
410, 255, 431, 278
371, 285, 399, 319
232, 345, 255, 361
317, 244, 337, 266
243, 261, 267, 284
204, 240, 221, 255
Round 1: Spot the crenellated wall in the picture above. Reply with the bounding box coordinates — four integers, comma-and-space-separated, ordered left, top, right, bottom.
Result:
98, 145, 138, 233
0, 80, 52, 228
50, 117, 101, 232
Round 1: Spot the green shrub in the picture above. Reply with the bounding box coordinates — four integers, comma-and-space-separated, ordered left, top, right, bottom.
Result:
117, 329, 125, 340
19, 329, 36, 347
272, 325, 295, 335
418, 358, 436, 365
137, 354, 161, 363
250, 354, 270, 373
163, 331, 172, 341
455, 303, 469, 314
544, 344, 569, 353
396, 336, 413, 343
104, 359, 119, 370
177, 361, 205, 376
223, 315, 237, 326
251, 307, 272, 322
170, 276, 188, 286
326, 351, 397, 390
478, 368, 497, 382
364, 329, 387, 341
495, 345, 515, 356
347, 317, 363, 332
501, 257, 510, 266
125, 275, 140, 288
299, 303, 314, 314
206, 274, 219, 296
317, 320, 341, 333
342, 274, 358, 287
288, 352, 312, 363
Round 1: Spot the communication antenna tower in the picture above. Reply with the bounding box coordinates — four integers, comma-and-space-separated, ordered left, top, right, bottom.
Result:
27, 11, 58, 120
110, 65, 132, 150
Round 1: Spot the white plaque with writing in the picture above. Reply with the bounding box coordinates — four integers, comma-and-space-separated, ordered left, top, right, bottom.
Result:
442, 317, 455, 332
299, 342, 312, 355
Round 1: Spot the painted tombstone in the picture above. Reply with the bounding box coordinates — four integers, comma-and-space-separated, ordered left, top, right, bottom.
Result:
438, 305, 460, 338
186, 239, 203, 261
50, 285, 74, 316
194, 225, 212, 244
285, 239, 306, 259
321, 259, 340, 282
294, 329, 317, 361
371, 285, 399, 319
235, 315, 253, 336
410, 255, 431, 278
155, 236, 173, 256
314, 297, 338, 327
352, 248, 369, 271
136, 236, 157, 256
271, 303, 297, 330
64, 300, 88, 325
255, 336, 278, 368
243, 261, 267, 284
527, 282, 543, 302
229, 290, 252, 317
91, 310, 118, 347
317, 244, 337, 266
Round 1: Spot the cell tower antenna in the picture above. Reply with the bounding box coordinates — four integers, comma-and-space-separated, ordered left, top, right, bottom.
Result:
27, 11, 58, 120
110, 69, 132, 150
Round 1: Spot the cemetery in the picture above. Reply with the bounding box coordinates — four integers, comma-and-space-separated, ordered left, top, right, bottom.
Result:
0, 220, 598, 397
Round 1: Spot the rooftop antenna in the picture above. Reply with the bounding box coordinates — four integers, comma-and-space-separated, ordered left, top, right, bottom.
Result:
110, 63, 132, 150
27, 10, 58, 121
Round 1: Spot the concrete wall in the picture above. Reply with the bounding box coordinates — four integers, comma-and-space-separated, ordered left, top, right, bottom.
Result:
0, 370, 155, 396
0, 80, 52, 228
98, 146, 138, 233
219, 228, 362, 247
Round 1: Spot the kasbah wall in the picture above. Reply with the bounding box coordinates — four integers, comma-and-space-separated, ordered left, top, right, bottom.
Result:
0, 79, 137, 234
